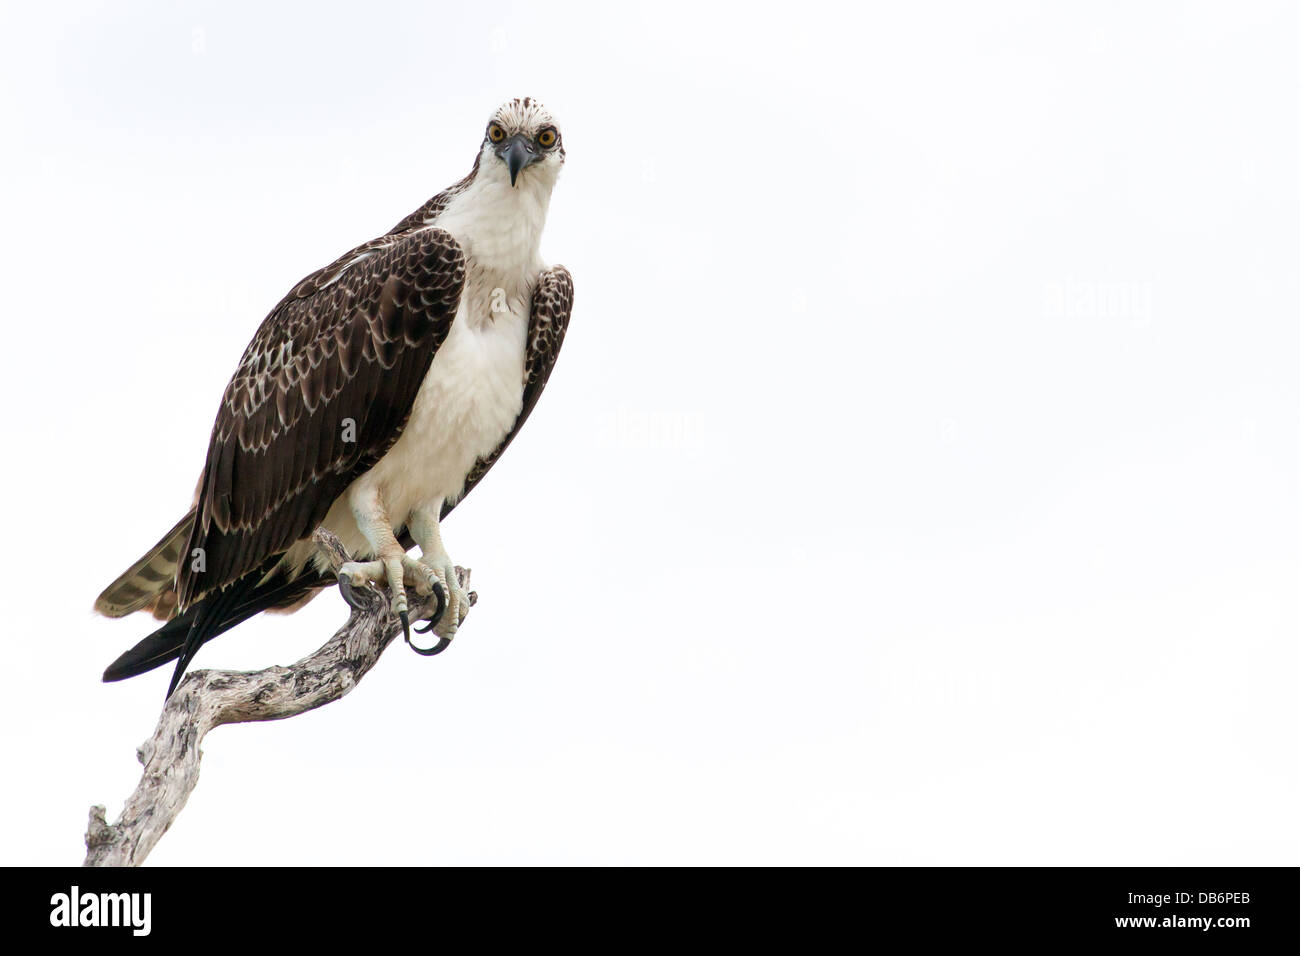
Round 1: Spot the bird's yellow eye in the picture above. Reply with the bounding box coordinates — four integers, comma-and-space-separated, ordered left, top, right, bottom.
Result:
538, 128, 557, 148
488, 124, 505, 144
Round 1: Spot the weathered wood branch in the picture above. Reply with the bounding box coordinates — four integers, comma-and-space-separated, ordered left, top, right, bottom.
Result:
83, 528, 472, 867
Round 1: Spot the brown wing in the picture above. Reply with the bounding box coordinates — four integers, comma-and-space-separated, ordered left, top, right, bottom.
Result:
178, 227, 466, 609
444, 264, 574, 518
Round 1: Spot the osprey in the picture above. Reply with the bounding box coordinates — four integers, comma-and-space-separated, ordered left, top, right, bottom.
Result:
95, 98, 573, 697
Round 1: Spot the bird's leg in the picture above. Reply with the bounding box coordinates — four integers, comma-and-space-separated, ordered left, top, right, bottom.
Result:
337, 488, 440, 642
409, 502, 471, 641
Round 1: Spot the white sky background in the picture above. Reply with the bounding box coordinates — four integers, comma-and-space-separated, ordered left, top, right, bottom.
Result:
1, 0, 1298, 865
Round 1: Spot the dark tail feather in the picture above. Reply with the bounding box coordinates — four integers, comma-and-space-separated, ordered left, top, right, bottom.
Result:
102, 611, 198, 682
102, 561, 332, 688
165, 580, 246, 697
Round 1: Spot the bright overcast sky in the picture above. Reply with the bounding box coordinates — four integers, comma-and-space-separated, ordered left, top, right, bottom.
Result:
2, 1, 1299, 865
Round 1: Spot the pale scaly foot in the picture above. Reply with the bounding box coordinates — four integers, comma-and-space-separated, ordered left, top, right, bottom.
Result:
409, 504, 471, 648
411, 554, 470, 640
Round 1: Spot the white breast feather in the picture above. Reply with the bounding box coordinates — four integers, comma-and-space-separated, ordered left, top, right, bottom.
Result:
308, 166, 554, 562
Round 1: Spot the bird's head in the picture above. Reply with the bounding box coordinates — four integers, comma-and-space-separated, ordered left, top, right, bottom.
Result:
480, 98, 565, 188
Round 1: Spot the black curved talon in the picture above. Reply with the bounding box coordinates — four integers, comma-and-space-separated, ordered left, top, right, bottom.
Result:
407, 582, 450, 655
398, 609, 410, 641
338, 573, 367, 611
411, 581, 447, 635
407, 632, 452, 656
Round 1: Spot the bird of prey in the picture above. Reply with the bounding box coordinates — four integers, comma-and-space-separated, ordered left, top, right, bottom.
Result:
94, 98, 573, 697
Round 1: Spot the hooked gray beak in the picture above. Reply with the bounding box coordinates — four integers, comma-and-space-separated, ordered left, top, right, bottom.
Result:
501, 134, 538, 187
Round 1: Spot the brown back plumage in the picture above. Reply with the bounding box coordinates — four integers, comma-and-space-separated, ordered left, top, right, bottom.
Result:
177, 227, 466, 610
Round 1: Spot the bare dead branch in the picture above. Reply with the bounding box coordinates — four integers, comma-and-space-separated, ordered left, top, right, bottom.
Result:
83, 528, 473, 867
